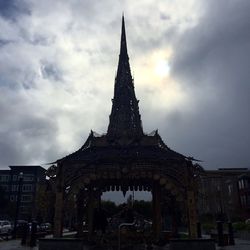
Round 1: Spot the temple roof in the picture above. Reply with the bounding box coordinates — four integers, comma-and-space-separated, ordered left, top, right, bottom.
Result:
56, 131, 186, 165
53, 17, 189, 166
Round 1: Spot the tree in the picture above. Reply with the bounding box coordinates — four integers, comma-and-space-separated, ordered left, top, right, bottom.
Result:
35, 183, 55, 223
101, 200, 118, 217
132, 200, 152, 219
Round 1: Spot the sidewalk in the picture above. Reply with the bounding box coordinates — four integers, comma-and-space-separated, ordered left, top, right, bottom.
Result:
1, 238, 250, 250
0, 239, 38, 250
0, 231, 76, 250
216, 239, 250, 250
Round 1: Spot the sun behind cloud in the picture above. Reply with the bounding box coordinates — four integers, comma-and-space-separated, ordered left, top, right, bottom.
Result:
155, 59, 170, 77
151, 49, 172, 78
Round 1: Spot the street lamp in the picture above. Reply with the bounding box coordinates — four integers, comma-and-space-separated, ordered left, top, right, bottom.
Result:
12, 172, 24, 239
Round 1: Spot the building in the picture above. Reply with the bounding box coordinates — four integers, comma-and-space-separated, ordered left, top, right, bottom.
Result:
238, 173, 250, 219
0, 165, 46, 220
198, 168, 250, 221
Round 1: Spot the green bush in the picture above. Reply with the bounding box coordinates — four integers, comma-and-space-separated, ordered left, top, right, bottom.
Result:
179, 233, 189, 239
233, 222, 246, 231
202, 223, 215, 233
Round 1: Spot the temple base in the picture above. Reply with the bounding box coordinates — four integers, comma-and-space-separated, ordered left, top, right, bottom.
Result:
169, 239, 215, 250
39, 238, 91, 250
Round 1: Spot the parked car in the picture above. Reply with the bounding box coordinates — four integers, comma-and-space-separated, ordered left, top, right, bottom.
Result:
40, 223, 52, 232
0, 220, 12, 234
14, 220, 29, 236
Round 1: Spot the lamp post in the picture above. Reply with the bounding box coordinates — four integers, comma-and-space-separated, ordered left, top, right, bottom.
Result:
12, 172, 24, 239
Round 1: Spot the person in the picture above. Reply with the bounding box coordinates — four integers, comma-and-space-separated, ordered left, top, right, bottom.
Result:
21, 222, 29, 245
30, 221, 37, 247
93, 207, 108, 234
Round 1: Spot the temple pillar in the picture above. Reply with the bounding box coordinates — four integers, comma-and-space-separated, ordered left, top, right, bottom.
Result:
76, 192, 85, 237
187, 190, 198, 238
53, 163, 64, 237
87, 189, 95, 240
171, 198, 178, 238
96, 189, 102, 209
152, 182, 162, 241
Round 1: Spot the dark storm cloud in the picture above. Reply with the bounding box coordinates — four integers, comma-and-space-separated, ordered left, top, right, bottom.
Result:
0, 93, 60, 166
0, 39, 12, 47
0, 0, 30, 21
167, 0, 250, 168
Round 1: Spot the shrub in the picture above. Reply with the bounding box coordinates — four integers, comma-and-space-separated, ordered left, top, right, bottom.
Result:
202, 223, 215, 233
233, 222, 246, 231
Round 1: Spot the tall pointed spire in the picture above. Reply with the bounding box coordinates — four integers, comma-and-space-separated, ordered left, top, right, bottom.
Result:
119, 14, 128, 60
107, 16, 143, 142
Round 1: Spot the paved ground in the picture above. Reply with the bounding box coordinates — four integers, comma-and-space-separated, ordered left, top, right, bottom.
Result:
1, 238, 250, 250
216, 239, 250, 250
0, 239, 38, 250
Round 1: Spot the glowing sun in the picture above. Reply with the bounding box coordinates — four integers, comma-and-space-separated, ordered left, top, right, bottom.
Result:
155, 59, 170, 77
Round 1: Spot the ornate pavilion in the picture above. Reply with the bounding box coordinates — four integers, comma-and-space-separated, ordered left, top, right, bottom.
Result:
47, 16, 202, 240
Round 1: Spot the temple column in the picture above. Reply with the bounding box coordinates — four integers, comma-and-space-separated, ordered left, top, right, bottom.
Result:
76, 192, 85, 237
152, 182, 162, 241
187, 189, 198, 238
87, 188, 95, 240
53, 163, 64, 237
171, 198, 178, 238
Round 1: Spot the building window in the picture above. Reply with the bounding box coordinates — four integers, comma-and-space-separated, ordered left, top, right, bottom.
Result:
241, 195, 247, 207
21, 195, 32, 202
23, 175, 34, 182
239, 180, 245, 190
22, 184, 33, 192
20, 206, 30, 214
12, 185, 19, 192
10, 195, 17, 201
0, 175, 10, 182
12, 175, 17, 181
228, 184, 232, 196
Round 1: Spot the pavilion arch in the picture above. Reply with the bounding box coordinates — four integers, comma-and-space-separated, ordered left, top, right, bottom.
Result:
49, 160, 202, 240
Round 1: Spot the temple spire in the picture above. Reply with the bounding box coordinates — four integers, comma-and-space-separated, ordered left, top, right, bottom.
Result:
107, 16, 143, 142
120, 14, 128, 59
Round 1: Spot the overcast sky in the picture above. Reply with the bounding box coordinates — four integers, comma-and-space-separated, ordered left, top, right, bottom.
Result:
0, 0, 250, 171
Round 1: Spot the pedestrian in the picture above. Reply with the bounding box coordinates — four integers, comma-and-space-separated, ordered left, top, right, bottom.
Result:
30, 221, 37, 247
21, 222, 29, 245
93, 207, 108, 234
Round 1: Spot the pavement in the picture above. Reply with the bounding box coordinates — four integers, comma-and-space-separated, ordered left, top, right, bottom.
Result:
216, 239, 250, 250
0, 239, 38, 250
1, 238, 250, 250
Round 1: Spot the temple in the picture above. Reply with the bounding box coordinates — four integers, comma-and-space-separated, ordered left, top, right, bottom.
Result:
48, 16, 202, 242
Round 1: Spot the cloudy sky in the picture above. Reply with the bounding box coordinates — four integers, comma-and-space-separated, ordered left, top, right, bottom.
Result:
0, 0, 250, 171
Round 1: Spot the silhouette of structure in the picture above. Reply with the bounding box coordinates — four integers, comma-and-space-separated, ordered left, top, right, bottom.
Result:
48, 16, 202, 240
